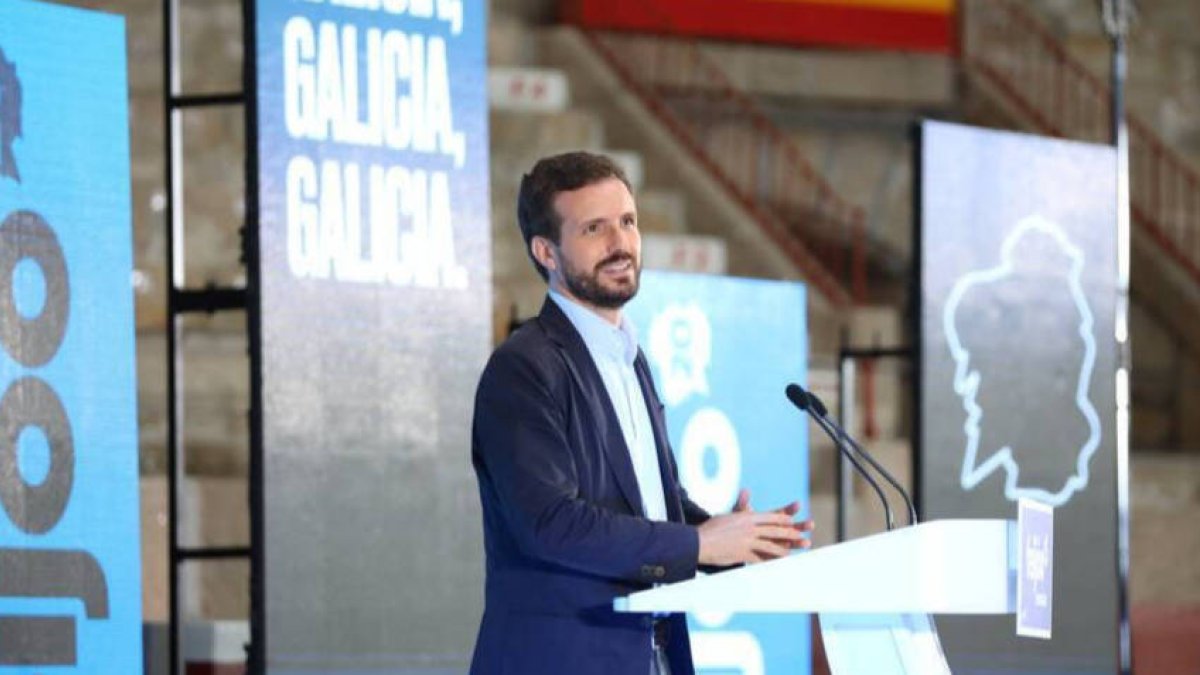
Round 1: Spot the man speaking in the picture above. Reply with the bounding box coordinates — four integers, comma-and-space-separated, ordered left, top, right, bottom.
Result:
470, 152, 811, 675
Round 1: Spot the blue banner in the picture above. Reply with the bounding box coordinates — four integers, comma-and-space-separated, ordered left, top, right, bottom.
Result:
0, 0, 140, 671
626, 271, 810, 675
256, 0, 491, 670
257, 0, 488, 291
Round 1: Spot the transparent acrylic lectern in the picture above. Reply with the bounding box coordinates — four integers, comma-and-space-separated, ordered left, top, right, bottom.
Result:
614, 519, 1017, 674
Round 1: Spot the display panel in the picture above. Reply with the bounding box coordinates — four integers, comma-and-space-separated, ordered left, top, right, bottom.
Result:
627, 271, 811, 675
255, 0, 490, 671
918, 120, 1118, 673
0, 1, 141, 671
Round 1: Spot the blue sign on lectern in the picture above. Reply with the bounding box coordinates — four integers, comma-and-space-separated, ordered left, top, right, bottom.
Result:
0, 0, 141, 671
627, 270, 811, 675
1017, 498, 1054, 639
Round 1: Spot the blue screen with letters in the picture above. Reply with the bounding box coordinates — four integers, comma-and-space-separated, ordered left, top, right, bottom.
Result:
0, 0, 140, 671
255, 0, 492, 670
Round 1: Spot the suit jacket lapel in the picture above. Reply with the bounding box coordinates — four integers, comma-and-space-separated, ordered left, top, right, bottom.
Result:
634, 351, 685, 524
537, 298, 646, 517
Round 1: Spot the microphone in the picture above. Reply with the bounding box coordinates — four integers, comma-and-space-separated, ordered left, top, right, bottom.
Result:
792, 384, 918, 527
785, 383, 895, 531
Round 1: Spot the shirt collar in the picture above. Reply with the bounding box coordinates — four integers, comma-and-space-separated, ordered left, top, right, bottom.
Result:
548, 290, 639, 366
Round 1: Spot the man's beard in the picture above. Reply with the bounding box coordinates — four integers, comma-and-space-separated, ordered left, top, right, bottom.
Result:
560, 250, 640, 309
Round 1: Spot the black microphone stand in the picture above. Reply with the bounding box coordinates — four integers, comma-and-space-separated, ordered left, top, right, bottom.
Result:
830, 417, 918, 527
786, 384, 895, 531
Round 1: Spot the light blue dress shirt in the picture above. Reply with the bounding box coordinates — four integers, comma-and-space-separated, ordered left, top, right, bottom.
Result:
549, 290, 669, 522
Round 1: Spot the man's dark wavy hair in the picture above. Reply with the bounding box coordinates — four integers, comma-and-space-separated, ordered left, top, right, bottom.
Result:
516, 151, 631, 281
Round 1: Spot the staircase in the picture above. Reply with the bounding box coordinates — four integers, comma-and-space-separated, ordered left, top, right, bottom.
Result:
581, 30, 867, 309
960, 0, 1200, 451
964, 0, 1200, 280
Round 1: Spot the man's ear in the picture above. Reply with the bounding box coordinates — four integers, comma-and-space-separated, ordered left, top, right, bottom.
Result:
530, 236, 558, 274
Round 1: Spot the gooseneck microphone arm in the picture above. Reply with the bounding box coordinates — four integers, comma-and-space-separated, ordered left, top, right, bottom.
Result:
833, 417, 918, 527
785, 384, 895, 531
805, 387, 918, 527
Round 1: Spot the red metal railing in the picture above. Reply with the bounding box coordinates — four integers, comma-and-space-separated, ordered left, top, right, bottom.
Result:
963, 0, 1200, 287
580, 30, 868, 307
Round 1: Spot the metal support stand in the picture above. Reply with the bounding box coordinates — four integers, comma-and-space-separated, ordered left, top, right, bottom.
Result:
1100, 1, 1135, 672
162, 0, 261, 672
835, 347, 914, 542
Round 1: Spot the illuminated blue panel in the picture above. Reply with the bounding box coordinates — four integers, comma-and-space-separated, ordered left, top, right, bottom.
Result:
0, 0, 140, 672
256, 0, 491, 671
627, 270, 810, 675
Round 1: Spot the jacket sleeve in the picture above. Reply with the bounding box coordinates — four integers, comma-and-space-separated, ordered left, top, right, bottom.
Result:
474, 348, 700, 585
679, 487, 712, 527
660, 435, 735, 574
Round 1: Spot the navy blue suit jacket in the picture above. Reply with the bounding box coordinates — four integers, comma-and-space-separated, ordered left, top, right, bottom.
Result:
470, 297, 710, 675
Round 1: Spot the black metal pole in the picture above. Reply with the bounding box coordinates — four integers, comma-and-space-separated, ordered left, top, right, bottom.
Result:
836, 346, 916, 542
1101, 1, 1133, 672
836, 349, 851, 542
162, 0, 182, 672
911, 120, 924, 524
242, 0, 266, 671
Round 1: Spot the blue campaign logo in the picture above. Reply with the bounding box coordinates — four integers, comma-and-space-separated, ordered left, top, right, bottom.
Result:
628, 270, 810, 675
0, 0, 140, 670
0, 212, 110, 666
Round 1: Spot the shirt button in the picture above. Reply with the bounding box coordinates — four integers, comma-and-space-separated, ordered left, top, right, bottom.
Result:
654, 566, 666, 579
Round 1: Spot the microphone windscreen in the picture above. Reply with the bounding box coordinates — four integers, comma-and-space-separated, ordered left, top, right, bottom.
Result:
807, 392, 829, 417
784, 383, 809, 410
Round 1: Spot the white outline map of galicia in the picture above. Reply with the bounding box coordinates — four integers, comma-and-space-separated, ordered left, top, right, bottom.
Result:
942, 214, 1102, 507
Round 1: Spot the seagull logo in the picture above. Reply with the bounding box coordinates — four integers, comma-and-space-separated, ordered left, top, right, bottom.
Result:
942, 215, 1102, 507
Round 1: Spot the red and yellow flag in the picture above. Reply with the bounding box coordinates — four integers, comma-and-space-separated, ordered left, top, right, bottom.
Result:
564, 0, 956, 54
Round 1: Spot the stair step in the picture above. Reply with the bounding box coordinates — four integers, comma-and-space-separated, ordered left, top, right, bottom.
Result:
635, 188, 686, 235
489, 108, 607, 186
488, 13, 539, 67
603, 149, 644, 191
641, 233, 727, 275
489, 67, 570, 113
